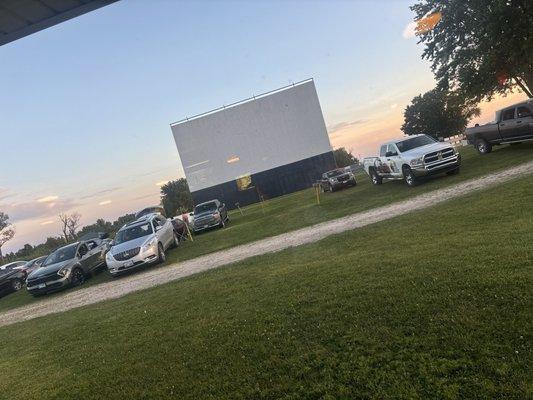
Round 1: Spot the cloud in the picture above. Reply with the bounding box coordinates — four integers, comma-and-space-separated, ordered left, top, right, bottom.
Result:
0, 187, 14, 201
37, 195, 58, 203
155, 180, 170, 187
79, 187, 120, 200
0, 198, 79, 223
390, 103, 398, 109
327, 119, 368, 133
402, 21, 417, 39
99, 200, 112, 206
40, 220, 54, 226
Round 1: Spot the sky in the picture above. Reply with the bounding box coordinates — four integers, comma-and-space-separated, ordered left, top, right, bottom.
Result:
0, 0, 527, 253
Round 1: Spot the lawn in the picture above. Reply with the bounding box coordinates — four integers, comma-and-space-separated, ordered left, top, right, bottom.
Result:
0, 174, 531, 399
0, 142, 531, 313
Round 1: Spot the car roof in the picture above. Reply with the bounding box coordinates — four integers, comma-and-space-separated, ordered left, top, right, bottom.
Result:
195, 200, 218, 207
383, 134, 426, 146
502, 99, 533, 109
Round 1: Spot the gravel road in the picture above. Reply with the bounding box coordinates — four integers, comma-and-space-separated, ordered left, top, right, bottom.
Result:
2, 160, 533, 328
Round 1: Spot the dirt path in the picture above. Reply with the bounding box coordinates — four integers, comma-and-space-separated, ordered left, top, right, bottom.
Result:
2, 160, 533, 328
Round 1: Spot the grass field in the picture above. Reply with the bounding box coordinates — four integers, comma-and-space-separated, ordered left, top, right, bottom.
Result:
0, 143, 531, 314
0, 173, 531, 399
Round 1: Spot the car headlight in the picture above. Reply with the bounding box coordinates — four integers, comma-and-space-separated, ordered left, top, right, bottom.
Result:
213, 211, 220, 219
142, 237, 157, 252
57, 267, 70, 277
329, 178, 337, 183
105, 252, 114, 261
410, 157, 424, 167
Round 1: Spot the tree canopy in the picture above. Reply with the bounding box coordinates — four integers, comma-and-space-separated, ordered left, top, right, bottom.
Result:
411, 0, 533, 101
0, 212, 15, 262
160, 178, 193, 217
402, 89, 480, 138
333, 148, 359, 168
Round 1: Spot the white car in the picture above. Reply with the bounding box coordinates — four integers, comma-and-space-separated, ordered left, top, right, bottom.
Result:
106, 213, 179, 276
362, 134, 461, 186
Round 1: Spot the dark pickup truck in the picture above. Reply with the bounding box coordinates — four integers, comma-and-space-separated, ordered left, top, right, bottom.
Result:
466, 100, 533, 154
319, 168, 357, 192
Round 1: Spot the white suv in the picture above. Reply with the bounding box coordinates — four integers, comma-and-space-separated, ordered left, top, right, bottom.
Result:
106, 214, 178, 276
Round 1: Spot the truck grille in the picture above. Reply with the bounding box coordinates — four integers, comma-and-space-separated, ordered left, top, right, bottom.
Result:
114, 247, 140, 261
195, 216, 215, 226
424, 148, 455, 163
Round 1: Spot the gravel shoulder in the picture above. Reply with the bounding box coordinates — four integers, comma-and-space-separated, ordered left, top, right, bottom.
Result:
2, 160, 533, 328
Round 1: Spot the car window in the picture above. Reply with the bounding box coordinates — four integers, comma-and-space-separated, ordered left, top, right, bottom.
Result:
379, 145, 387, 157
78, 244, 88, 257
501, 108, 515, 121
517, 106, 532, 118
387, 144, 398, 155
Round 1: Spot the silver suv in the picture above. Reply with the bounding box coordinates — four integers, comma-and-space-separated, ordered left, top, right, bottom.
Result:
106, 213, 178, 276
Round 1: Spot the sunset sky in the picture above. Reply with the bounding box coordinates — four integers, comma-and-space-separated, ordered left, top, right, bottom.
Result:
0, 0, 528, 254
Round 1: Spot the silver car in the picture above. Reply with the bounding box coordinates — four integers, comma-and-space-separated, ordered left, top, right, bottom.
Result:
106, 213, 178, 276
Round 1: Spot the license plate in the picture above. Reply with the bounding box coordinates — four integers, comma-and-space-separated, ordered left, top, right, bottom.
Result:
38, 283, 46, 289
124, 260, 134, 267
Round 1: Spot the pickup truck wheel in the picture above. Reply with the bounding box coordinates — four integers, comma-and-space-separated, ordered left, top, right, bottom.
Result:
476, 139, 492, 154
158, 243, 166, 264
403, 167, 418, 187
370, 169, 382, 185
11, 278, 23, 292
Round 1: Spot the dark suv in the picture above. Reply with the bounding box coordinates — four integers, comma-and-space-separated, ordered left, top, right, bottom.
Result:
193, 200, 229, 232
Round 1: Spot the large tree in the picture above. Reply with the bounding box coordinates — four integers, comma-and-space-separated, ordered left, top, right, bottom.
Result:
411, 0, 533, 101
0, 212, 15, 262
160, 178, 193, 217
402, 88, 480, 138
333, 147, 359, 168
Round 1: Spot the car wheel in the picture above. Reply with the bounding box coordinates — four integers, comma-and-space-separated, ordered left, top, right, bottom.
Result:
172, 232, 180, 248
11, 278, 23, 292
71, 268, 85, 287
370, 169, 382, 185
403, 166, 418, 187
476, 139, 492, 154
158, 243, 166, 264
446, 167, 460, 176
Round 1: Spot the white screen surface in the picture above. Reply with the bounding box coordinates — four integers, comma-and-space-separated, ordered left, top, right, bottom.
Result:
171, 80, 332, 192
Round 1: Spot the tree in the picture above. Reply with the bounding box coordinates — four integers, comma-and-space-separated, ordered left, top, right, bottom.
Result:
333, 147, 359, 168
66, 212, 82, 240
160, 178, 193, 217
0, 212, 15, 263
58, 212, 82, 242
411, 0, 533, 102
402, 89, 480, 139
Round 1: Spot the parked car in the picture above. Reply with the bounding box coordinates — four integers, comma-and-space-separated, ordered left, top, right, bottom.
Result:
106, 213, 178, 276
319, 168, 356, 192
26, 239, 108, 295
363, 134, 461, 187
466, 99, 533, 154
171, 217, 187, 240
19, 256, 47, 275
135, 206, 166, 220
0, 262, 28, 296
192, 200, 229, 232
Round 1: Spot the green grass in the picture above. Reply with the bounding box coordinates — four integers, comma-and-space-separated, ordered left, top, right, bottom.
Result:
0, 143, 531, 313
0, 174, 531, 399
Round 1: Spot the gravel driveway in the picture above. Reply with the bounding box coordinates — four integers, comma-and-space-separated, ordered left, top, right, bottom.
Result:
2, 160, 533, 328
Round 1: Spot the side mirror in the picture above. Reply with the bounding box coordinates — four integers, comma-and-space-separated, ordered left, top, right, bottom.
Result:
385, 151, 397, 157
155, 225, 162, 231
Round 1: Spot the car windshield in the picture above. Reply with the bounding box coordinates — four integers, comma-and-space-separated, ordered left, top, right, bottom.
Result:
115, 223, 153, 245
195, 203, 217, 214
396, 135, 436, 152
43, 244, 78, 266
326, 170, 344, 178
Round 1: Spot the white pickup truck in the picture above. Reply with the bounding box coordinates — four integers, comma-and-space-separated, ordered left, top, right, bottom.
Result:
362, 134, 461, 186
